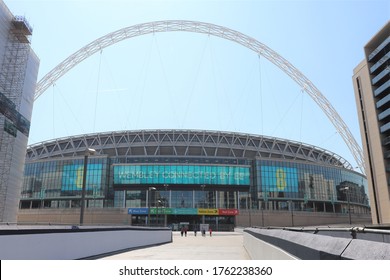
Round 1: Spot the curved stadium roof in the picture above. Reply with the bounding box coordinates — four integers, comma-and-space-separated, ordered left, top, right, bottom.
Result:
26, 129, 352, 170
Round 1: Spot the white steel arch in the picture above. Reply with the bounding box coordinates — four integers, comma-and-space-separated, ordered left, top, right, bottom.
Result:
34, 20, 365, 174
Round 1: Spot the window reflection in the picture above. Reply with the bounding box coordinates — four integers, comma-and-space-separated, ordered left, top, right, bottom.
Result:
21, 157, 369, 215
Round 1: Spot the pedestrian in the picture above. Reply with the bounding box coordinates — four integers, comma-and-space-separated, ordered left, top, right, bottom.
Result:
202, 229, 206, 237
184, 227, 187, 237
209, 228, 212, 237
181, 227, 184, 237
194, 228, 197, 237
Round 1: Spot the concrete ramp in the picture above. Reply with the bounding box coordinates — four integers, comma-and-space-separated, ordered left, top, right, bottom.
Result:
103, 231, 250, 260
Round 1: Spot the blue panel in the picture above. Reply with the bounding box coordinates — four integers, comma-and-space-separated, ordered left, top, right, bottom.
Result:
128, 208, 149, 215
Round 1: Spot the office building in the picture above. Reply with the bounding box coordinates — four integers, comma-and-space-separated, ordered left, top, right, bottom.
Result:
353, 21, 390, 224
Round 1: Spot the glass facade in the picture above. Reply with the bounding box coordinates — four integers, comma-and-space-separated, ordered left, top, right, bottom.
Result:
252, 160, 369, 214
21, 157, 108, 209
20, 156, 369, 217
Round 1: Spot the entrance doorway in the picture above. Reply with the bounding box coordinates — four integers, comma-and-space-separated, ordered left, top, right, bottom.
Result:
167, 215, 235, 231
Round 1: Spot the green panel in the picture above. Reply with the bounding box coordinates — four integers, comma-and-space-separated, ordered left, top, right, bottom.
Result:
150, 208, 198, 215
113, 164, 250, 186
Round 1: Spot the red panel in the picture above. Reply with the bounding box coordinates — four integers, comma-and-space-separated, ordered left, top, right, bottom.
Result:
218, 209, 239, 216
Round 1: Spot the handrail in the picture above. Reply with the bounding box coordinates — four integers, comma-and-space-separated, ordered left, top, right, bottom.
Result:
254, 225, 390, 239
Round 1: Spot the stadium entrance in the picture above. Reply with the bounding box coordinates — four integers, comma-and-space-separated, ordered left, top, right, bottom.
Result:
117, 163, 249, 231
130, 213, 237, 231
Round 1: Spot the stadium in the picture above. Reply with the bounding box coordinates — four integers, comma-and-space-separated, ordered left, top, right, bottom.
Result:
18, 129, 371, 229
11, 20, 371, 229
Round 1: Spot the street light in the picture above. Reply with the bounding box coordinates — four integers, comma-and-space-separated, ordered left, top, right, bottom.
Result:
80, 148, 96, 225
159, 198, 168, 227
200, 184, 206, 224
262, 191, 268, 227
261, 203, 264, 227
163, 184, 169, 227
147, 187, 156, 226
248, 194, 252, 227
340, 186, 352, 225
289, 200, 294, 227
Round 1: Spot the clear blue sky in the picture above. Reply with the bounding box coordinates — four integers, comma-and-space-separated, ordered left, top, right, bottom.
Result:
5, 0, 390, 170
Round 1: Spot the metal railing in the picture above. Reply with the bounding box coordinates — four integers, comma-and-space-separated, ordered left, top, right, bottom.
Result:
254, 225, 390, 242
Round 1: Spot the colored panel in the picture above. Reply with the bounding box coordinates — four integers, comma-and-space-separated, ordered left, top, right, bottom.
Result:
150, 208, 173, 215
261, 166, 298, 192
198, 208, 219, 215
218, 209, 239, 216
172, 208, 198, 215
128, 208, 149, 215
113, 164, 250, 186
129, 207, 239, 216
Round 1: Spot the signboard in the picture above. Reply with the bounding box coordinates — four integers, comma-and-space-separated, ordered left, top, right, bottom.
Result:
113, 164, 250, 186
128, 208, 148, 215
128, 207, 239, 216
219, 209, 239, 216
149, 208, 199, 215
198, 208, 219, 215
261, 166, 298, 192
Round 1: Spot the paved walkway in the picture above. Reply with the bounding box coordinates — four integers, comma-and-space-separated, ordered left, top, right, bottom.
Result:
102, 230, 250, 260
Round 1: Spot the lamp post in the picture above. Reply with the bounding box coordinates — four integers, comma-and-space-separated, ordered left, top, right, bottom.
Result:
147, 187, 156, 226
261, 203, 264, 227
159, 198, 168, 227
80, 148, 96, 225
262, 191, 268, 227
200, 184, 206, 224
289, 200, 294, 227
340, 186, 352, 225
163, 184, 168, 227
248, 194, 252, 227
40, 187, 46, 209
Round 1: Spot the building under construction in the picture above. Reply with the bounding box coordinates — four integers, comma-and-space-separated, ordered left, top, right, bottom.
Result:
0, 1, 39, 222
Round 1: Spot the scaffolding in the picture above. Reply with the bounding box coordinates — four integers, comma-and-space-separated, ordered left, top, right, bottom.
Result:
0, 15, 32, 218
0, 16, 32, 100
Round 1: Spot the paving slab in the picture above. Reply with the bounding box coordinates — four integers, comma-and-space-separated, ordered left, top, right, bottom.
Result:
102, 231, 250, 260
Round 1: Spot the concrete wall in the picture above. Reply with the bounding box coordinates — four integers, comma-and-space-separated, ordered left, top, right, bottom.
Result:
237, 210, 372, 227
0, 226, 172, 260
243, 231, 297, 260
244, 228, 390, 260
18, 208, 131, 225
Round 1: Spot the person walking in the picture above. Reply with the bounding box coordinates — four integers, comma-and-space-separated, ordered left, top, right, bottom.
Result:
209, 228, 212, 237
194, 227, 197, 237
181, 227, 184, 237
